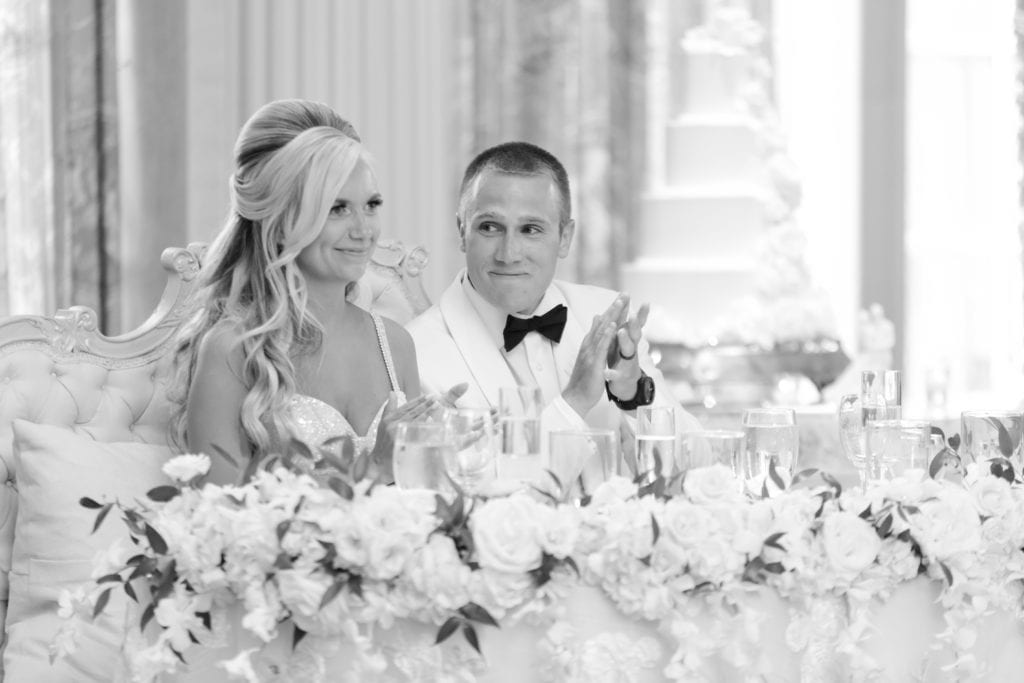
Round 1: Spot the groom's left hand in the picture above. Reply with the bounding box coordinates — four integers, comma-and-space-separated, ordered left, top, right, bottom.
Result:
605, 301, 649, 400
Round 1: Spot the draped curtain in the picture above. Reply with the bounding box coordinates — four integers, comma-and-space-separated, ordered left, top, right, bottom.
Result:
0, 0, 119, 331
453, 0, 647, 288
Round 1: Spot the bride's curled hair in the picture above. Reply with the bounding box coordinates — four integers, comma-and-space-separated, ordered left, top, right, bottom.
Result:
169, 99, 365, 457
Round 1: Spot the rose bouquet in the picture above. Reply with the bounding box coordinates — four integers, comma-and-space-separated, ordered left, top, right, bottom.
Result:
54, 438, 1024, 682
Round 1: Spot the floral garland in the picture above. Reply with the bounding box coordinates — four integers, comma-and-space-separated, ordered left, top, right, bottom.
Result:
54, 446, 1024, 682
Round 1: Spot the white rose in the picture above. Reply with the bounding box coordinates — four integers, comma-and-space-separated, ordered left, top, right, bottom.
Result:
683, 464, 742, 505
274, 568, 329, 621
821, 511, 881, 575
970, 476, 1015, 518
535, 505, 581, 559
914, 489, 982, 558
162, 453, 211, 483
471, 568, 535, 615
407, 535, 471, 611
589, 476, 637, 506
472, 495, 543, 573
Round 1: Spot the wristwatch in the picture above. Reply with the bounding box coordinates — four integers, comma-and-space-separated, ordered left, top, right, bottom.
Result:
605, 371, 656, 411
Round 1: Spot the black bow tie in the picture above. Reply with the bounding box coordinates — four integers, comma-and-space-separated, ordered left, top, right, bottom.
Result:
503, 304, 567, 352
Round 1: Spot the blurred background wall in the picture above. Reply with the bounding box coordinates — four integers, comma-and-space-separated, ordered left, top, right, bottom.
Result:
1, 0, 1021, 411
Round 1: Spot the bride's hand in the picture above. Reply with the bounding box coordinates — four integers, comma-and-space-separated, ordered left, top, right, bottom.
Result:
371, 393, 438, 482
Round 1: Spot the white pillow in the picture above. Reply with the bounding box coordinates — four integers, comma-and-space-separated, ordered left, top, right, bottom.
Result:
4, 420, 173, 681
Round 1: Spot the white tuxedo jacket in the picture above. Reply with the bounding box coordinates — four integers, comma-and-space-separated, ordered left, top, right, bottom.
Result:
406, 272, 700, 438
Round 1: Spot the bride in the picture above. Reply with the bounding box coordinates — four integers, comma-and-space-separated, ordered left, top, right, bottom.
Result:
169, 99, 450, 484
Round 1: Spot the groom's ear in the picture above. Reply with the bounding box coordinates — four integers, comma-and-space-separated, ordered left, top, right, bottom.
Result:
456, 216, 467, 253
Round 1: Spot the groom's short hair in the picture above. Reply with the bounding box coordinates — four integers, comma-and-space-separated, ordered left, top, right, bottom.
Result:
457, 141, 572, 227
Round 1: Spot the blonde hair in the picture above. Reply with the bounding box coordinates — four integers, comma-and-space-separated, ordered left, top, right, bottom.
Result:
169, 100, 366, 456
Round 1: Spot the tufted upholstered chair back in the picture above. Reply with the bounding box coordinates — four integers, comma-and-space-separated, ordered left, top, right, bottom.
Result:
0, 239, 430, 647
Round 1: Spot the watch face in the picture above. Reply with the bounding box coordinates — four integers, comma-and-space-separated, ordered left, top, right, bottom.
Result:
639, 375, 656, 405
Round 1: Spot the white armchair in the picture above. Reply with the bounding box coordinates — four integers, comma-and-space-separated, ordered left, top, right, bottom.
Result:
0, 240, 430, 680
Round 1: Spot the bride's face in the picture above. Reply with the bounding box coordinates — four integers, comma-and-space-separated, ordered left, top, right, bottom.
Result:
296, 159, 382, 289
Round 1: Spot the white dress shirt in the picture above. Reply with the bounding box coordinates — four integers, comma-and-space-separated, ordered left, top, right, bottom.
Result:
461, 275, 588, 430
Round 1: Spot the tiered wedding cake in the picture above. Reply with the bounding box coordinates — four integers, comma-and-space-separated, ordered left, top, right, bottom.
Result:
622, 0, 835, 349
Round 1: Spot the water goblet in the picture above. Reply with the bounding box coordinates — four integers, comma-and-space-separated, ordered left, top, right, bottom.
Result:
741, 407, 798, 481
497, 386, 543, 487
635, 406, 676, 482
442, 408, 498, 495
678, 430, 745, 475
393, 421, 455, 492
547, 429, 618, 503
961, 410, 1024, 470
864, 419, 931, 482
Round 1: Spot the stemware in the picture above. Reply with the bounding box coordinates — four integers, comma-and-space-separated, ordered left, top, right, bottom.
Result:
393, 421, 455, 492
442, 408, 498, 495
961, 410, 1024, 469
635, 406, 676, 481
837, 370, 902, 484
864, 419, 931, 481
547, 429, 618, 502
677, 429, 745, 475
741, 407, 798, 480
497, 386, 543, 486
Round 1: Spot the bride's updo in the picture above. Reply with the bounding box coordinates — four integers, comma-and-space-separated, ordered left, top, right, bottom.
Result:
169, 99, 366, 457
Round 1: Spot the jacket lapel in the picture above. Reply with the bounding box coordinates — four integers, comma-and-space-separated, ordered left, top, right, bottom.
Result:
552, 281, 585, 391
438, 273, 517, 409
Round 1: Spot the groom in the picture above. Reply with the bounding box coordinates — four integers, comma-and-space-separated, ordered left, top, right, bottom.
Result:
406, 141, 699, 440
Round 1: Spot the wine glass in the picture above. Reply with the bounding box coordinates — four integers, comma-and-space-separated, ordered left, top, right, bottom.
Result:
442, 408, 498, 495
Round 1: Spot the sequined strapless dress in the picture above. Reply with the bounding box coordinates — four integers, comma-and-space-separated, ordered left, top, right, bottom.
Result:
288, 312, 405, 456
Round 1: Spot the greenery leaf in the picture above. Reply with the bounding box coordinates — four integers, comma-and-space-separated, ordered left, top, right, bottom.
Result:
96, 573, 122, 584
989, 457, 1015, 483
939, 561, 953, 586
768, 459, 786, 491
144, 524, 168, 555
79, 496, 103, 509
140, 602, 156, 631
763, 532, 786, 551
319, 578, 346, 610
987, 418, 1018, 458
293, 624, 307, 650
123, 581, 138, 603
948, 433, 961, 451
328, 477, 354, 500
240, 450, 264, 485
930, 425, 946, 442
93, 587, 112, 618
435, 617, 460, 645
650, 513, 660, 545
459, 602, 499, 628
147, 485, 180, 503
93, 504, 113, 534
462, 624, 481, 654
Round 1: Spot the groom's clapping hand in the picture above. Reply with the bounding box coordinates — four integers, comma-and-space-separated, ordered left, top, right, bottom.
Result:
605, 299, 649, 401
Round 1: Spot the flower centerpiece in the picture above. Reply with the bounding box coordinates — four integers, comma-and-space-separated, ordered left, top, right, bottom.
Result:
54, 435, 1024, 681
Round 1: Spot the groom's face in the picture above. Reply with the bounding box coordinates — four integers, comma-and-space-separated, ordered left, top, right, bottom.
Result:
460, 170, 575, 316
